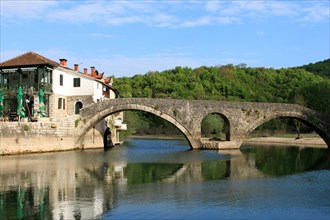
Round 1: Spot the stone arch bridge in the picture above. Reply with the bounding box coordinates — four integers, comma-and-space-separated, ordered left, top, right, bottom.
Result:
75, 98, 330, 149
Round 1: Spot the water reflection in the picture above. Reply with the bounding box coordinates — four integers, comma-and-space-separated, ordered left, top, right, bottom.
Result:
0, 139, 329, 219
241, 144, 330, 176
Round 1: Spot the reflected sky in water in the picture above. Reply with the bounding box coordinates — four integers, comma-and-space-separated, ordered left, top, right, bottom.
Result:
0, 138, 329, 219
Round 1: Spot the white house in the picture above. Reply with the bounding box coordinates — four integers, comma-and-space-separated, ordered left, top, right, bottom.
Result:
0, 51, 126, 146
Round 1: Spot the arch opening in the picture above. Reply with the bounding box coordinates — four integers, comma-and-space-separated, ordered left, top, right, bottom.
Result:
76, 104, 197, 150
201, 113, 230, 141
103, 127, 114, 149
75, 101, 83, 115
246, 117, 327, 147
121, 110, 183, 137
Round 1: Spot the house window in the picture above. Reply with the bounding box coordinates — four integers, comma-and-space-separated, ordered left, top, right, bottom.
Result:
58, 98, 62, 109
73, 78, 80, 87
58, 98, 66, 109
60, 74, 63, 86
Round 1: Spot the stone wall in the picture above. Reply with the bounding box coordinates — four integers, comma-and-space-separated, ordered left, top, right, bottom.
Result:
49, 95, 94, 121
0, 115, 106, 155
67, 95, 94, 116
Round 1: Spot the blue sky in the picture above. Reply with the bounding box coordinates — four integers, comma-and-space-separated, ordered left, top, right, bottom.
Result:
1, 0, 329, 77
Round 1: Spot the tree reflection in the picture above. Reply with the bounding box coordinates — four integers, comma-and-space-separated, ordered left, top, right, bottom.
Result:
201, 160, 230, 180
124, 163, 183, 185
241, 145, 330, 176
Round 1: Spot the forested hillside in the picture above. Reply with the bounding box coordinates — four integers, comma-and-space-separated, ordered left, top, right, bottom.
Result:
296, 59, 330, 79
113, 63, 330, 138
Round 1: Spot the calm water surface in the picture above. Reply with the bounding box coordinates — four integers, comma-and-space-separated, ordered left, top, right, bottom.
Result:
0, 138, 329, 219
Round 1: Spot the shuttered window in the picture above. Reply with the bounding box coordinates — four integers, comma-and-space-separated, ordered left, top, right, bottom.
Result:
73, 78, 80, 87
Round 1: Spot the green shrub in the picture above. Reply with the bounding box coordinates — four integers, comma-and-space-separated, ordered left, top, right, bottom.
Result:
23, 124, 30, 132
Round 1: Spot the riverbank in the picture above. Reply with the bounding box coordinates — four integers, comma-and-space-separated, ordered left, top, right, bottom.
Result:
243, 137, 327, 148
131, 135, 328, 148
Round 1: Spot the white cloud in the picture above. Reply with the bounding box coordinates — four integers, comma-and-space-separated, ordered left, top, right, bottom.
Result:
150, 13, 177, 27
216, 16, 241, 25
300, 4, 330, 23
205, 1, 223, 12
47, 2, 108, 24
245, 1, 267, 12
1, 1, 328, 27
268, 1, 297, 16
211, 1, 328, 23
180, 16, 212, 27
0, 1, 57, 19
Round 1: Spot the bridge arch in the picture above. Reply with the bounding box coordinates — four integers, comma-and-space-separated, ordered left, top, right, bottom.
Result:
244, 111, 329, 147
75, 104, 197, 149
201, 112, 230, 141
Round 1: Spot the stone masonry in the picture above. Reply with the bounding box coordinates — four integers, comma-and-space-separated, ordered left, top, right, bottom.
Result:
0, 115, 105, 155
77, 98, 330, 149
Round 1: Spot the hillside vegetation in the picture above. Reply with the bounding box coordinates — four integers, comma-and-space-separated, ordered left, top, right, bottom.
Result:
296, 58, 330, 79
113, 62, 330, 138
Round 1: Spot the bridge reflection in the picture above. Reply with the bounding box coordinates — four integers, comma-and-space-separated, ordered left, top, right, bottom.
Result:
0, 146, 328, 219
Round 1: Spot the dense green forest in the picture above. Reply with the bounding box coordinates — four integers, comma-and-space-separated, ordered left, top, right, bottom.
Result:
113, 59, 330, 139
297, 58, 330, 79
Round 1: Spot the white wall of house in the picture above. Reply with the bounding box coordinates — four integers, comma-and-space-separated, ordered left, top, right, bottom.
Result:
52, 68, 104, 102
109, 89, 116, 99
93, 81, 103, 102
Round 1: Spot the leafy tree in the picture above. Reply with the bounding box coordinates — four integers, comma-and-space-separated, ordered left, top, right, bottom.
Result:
301, 81, 330, 115
297, 58, 330, 79
201, 114, 224, 139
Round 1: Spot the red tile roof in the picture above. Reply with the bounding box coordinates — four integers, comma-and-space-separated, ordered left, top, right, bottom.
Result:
0, 51, 60, 68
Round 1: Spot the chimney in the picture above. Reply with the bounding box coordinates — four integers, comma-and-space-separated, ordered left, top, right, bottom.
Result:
59, 59, 67, 67
74, 64, 79, 71
91, 66, 95, 77
84, 68, 88, 75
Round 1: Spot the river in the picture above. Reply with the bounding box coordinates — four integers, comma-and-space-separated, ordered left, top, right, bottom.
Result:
0, 138, 329, 219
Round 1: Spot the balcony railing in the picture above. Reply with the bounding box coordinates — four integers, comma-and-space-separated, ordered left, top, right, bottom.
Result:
0, 83, 52, 95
